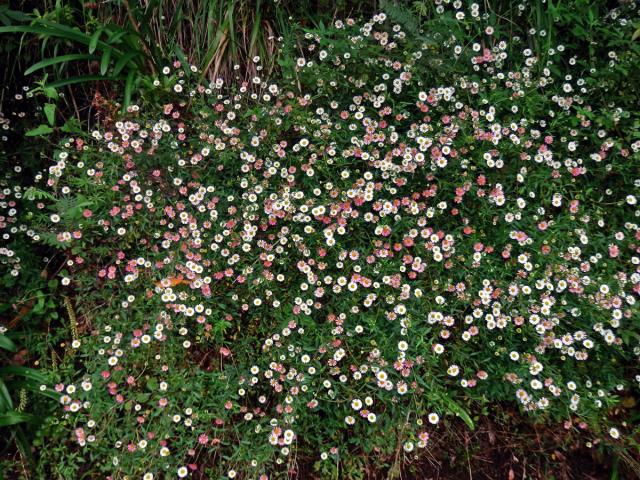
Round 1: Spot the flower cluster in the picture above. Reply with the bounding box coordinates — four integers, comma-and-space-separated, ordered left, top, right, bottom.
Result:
10, 1, 640, 478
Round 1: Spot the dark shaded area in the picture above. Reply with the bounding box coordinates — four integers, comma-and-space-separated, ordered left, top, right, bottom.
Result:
289, 408, 640, 479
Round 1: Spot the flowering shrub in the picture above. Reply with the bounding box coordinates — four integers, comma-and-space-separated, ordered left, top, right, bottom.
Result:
3, 0, 640, 478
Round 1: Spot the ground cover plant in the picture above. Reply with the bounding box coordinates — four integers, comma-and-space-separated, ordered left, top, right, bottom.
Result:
1, 0, 640, 478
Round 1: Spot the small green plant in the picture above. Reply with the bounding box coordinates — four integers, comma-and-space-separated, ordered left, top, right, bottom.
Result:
0, 15, 152, 109
0, 331, 55, 469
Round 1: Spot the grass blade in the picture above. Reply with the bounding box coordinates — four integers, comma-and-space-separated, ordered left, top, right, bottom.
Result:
0, 378, 13, 411
100, 47, 112, 75
113, 51, 139, 76
0, 411, 37, 427
45, 75, 118, 88
123, 68, 136, 109
0, 366, 47, 383
89, 26, 103, 53
25, 53, 98, 75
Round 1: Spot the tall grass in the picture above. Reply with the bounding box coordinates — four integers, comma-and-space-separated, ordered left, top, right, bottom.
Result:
0, 0, 386, 111
142, 0, 279, 82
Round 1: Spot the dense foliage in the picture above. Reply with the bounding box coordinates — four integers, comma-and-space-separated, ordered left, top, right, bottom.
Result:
1, 0, 640, 478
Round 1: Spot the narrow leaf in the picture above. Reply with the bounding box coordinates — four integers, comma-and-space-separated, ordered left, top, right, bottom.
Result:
0, 366, 47, 383
100, 48, 112, 75
45, 75, 117, 89
24, 54, 98, 76
89, 27, 102, 53
113, 52, 138, 76
0, 378, 13, 411
0, 411, 37, 427
123, 69, 136, 110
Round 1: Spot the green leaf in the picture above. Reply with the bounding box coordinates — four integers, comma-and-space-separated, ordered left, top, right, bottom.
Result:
89, 27, 103, 54
0, 366, 47, 384
11, 380, 58, 400
18, 21, 92, 45
123, 69, 135, 109
24, 186, 55, 201
136, 393, 150, 403
60, 117, 82, 134
113, 52, 138, 76
0, 335, 17, 353
43, 85, 59, 100
0, 25, 52, 35
100, 48, 112, 75
0, 8, 31, 23
106, 29, 128, 45
0, 411, 37, 427
45, 75, 117, 89
441, 393, 475, 430
25, 124, 53, 137
24, 54, 99, 75
44, 103, 56, 126
146, 378, 158, 391
0, 378, 13, 411
32, 292, 45, 315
